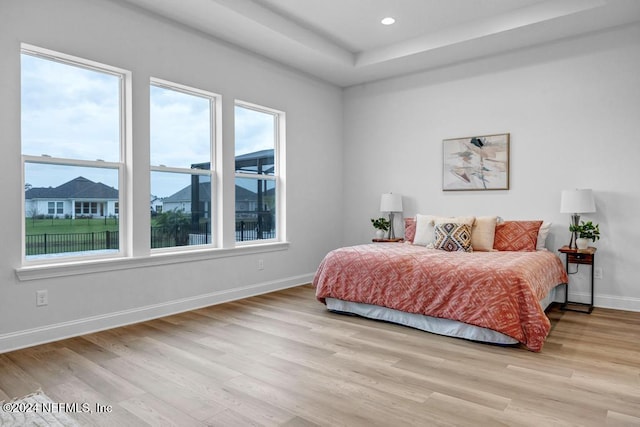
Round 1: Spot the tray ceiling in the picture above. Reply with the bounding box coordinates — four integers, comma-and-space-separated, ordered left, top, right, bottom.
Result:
120, 0, 640, 86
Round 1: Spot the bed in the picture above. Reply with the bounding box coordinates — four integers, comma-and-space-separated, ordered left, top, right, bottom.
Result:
313, 234, 568, 352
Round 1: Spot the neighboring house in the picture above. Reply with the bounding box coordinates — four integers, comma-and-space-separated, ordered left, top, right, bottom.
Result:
162, 182, 270, 219
25, 176, 119, 219
162, 181, 212, 216
164, 149, 276, 218
150, 195, 164, 215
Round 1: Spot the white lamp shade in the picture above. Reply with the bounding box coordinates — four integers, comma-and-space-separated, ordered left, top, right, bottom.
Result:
560, 189, 595, 213
380, 193, 403, 212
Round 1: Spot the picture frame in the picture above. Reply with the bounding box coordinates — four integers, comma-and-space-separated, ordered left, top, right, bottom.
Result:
442, 133, 510, 191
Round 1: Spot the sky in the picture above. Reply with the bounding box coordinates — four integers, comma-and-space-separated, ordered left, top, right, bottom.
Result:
22, 53, 275, 198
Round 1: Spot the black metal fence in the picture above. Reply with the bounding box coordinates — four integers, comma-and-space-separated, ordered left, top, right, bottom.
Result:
25, 230, 119, 256
26, 219, 276, 255
236, 219, 275, 241
150, 222, 211, 249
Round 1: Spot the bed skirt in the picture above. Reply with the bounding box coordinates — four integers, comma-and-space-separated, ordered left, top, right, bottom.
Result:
326, 285, 560, 346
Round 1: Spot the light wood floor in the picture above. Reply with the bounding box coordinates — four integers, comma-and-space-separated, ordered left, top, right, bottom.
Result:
1, 284, 639, 426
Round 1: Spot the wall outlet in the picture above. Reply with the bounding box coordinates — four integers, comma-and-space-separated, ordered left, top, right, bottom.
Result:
258, 259, 264, 270
594, 267, 603, 279
36, 289, 48, 306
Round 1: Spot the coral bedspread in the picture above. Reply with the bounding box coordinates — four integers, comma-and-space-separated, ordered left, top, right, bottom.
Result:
314, 244, 568, 352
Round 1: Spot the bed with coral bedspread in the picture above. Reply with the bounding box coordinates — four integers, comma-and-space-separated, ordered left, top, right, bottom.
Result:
314, 243, 568, 352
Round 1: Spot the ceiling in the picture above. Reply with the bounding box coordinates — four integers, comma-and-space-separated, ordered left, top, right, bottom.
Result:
120, 0, 640, 87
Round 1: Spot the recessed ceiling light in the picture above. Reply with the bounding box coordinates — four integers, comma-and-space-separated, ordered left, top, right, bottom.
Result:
381, 17, 395, 26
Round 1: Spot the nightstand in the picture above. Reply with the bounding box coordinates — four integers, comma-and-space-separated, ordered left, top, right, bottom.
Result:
372, 238, 404, 243
558, 246, 596, 313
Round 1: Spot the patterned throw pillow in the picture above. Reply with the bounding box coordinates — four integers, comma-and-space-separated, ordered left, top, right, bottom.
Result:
433, 223, 473, 252
493, 220, 543, 251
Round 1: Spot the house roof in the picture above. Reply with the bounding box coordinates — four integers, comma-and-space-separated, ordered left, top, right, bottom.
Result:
25, 176, 119, 200
163, 182, 213, 203
163, 182, 273, 203
164, 149, 277, 203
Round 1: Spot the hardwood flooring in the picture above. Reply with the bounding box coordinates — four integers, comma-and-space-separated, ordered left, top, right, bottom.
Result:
1, 284, 639, 426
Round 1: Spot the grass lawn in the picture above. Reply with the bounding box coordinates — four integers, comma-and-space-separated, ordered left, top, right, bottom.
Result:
25, 217, 119, 234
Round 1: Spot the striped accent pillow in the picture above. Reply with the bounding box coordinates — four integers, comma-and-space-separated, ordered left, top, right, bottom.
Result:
433, 223, 473, 252
493, 220, 543, 251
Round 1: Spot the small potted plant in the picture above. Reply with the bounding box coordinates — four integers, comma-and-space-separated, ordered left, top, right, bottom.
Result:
569, 220, 600, 250
371, 217, 390, 239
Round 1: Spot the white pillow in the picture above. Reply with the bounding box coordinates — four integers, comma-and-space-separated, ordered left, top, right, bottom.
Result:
413, 214, 436, 246
471, 216, 498, 251
536, 221, 552, 251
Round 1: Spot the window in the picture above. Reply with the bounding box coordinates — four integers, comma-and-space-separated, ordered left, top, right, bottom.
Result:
234, 102, 283, 243
21, 45, 127, 261
75, 202, 99, 216
47, 202, 63, 216
150, 79, 217, 249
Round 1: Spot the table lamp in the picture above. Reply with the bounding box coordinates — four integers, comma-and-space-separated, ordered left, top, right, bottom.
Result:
380, 193, 403, 239
560, 189, 595, 249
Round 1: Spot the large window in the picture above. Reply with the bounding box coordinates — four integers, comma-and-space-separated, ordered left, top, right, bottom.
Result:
21, 45, 126, 261
235, 102, 283, 243
150, 79, 217, 249
19, 45, 284, 272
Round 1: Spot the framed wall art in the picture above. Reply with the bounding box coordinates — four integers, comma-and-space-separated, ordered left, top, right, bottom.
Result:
442, 133, 510, 191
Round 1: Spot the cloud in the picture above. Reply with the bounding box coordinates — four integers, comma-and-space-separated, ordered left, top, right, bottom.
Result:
22, 54, 277, 199
21, 53, 120, 163
235, 105, 275, 156
150, 85, 211, 168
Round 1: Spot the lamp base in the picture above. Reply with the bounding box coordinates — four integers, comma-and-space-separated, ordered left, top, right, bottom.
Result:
388, 212, 396, 239
568, 214, 580, 249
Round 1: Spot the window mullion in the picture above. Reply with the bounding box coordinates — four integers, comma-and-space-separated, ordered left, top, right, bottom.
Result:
23, 155, 121, 170
150, 165, 211, 175
234, 172, 276, 181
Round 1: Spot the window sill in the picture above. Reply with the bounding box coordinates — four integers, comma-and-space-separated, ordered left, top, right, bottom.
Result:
15, 242, 290, 281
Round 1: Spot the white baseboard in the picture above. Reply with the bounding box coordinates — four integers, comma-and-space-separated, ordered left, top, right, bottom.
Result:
0, 273, 315, 354
566, 290, 640, 312
595, 293, 640, 312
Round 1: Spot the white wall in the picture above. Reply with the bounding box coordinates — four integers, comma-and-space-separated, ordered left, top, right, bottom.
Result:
0, 0, 343, 351
343, 24, 640, 311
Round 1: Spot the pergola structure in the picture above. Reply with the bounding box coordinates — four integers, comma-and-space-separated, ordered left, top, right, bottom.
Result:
190, 149, 275, 237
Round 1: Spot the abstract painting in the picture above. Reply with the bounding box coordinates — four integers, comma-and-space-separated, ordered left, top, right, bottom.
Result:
442, 133, 510, 191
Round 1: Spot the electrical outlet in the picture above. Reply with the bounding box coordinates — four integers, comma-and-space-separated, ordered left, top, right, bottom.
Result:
594, 267, 603, 279
36, 289, 48, 306
258, 259, 264, 270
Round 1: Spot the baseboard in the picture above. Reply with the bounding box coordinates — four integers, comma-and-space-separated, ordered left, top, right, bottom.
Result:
595, 293, 640, 312
0, 273, 315, 354
567, 290, 640, 312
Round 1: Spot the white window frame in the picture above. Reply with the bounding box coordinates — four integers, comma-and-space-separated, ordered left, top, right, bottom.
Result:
149, 78, 220, 253
20, 44, 130, 265
234, 100, 286, 246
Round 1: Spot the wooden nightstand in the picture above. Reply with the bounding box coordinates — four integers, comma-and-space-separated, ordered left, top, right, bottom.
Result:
372, 238, 404, 243
558, 246, 596, 313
